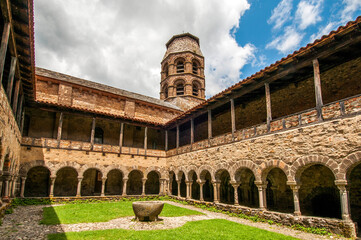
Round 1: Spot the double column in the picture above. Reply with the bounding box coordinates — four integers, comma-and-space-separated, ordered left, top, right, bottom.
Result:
212, 180, 220, 203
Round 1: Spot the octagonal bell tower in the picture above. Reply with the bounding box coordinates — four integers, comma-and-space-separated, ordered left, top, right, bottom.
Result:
160, 33, 206, 111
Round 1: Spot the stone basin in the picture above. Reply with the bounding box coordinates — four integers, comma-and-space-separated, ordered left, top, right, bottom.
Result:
132, 201, 164, 221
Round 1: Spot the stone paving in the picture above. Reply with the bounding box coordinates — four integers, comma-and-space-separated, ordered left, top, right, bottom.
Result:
0, 201, 347, 240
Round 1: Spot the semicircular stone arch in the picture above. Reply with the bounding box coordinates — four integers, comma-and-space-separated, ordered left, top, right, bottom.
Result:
187, 165, 198, 180
79, 164, 105, 178
103, 165, 128, 178
144, 166, 164, 179
259, 160, 289, 182
198, 165, 215, 181
214, 162, 232, 181
19, 160, 56, 177
340, 151, 361, 180
54, 161, 81, 176
176, 167, 188, 181
291, 155, 340, 182
230, 160, 261, 182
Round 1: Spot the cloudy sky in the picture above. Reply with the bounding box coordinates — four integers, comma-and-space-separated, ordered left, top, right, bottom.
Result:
34, 0, 361, 99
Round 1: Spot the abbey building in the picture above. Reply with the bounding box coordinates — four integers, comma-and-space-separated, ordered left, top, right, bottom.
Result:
0, 0, 361, 237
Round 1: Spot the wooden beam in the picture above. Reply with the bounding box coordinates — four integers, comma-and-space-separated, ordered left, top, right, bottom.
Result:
119, 122, 124, 153
12, 78, 20, 113
265, 82, 272, 131
90, 117, 96, 146
144, 127, 148, 151
230, 98, 235, 140
208, 109, 212, 141
6, 56, 16, 99
190, 118, 194, 145
312, 59, 323, 120
165, 130, 168, 151
176, 125, 179, 149
16, 93, 23, 124
0, 22, 10, 83
57, 112, 64, 141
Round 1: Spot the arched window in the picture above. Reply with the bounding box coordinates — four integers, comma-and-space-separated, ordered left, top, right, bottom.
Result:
163, 63, 169, 77
192, 83, 199, 96
192, 61, 199, 74
163, 84, 168, 98
94, 127, 104, 144
176, 60, 185, 73
176, 82, 184, 95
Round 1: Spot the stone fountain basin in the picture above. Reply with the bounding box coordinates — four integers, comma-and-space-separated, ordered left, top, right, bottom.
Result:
132, 201, 164, 221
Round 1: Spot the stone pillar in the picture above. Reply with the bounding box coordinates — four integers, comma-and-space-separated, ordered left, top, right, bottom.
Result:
169, 175, 173, 195
231, 181, 240, 206
49, 176, 56, 198
189, 181, 193, 199
177, 180, 181, 197
212, 181, 220, 203
287, 181, 301, 216
101, 177, 107, 197
76, 177, 83, 197
142, 178, 147, 196
255, 182, 266, 210
159, 178, 165, 195
11, 176, 18, 197
198, 180, 204, 201
122, 177, 128, 196
335, 180, 351, 221
313, 58, 323, 120
185, 181, 190, 199
20, 177, 26, 198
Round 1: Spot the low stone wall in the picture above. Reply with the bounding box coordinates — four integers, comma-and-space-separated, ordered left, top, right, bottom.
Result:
175, 197, 357, 238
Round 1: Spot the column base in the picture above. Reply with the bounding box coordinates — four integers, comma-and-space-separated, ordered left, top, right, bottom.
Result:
342, 214, 352, 222
76, 194, 81, 198
49, 195, 54, 198
214, 200, 219, 204
234, 203, 239, 206
101, 194, 105, 197
294, 211, 301, 216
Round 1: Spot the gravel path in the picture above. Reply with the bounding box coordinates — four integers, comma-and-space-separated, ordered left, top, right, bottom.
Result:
0, 201, 347, 240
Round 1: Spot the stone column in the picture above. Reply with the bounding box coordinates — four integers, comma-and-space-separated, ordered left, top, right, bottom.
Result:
185, 181, 190, 199
231, 181, 240, 206
101, 177, 107, 197
11, 176, 18, 197
197, 180, 204, 201
76, 177, 83, 197
212, 181, 220, 203
255, 182, 266, 210
142, 178, 147, 196
169, 175, 173, 195
335, 180, 351, 221
165, 179, 169, 195
189, 181, 193, 199
20, 177, 26, 198
122, 177, 128, 196
49, 176, 56, 198
159, 178, 165, 195
177, 180, 181, 197
287, 181, 301, 216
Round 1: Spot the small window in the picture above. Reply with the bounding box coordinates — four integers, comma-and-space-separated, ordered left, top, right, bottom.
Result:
94, 127, 104, 144
163, 85, 168, 98
192, 62, 198, 74
164, 64, 169, 77
192, 84, 199, 96
176, 61, 185, 73
176, 83, 184, 95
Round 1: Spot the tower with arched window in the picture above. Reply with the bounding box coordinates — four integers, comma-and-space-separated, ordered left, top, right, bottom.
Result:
160, 33, 206, 111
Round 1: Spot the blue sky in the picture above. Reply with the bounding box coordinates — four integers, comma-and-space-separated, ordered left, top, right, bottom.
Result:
235, 0, 361, 80
35, 0, 361, 99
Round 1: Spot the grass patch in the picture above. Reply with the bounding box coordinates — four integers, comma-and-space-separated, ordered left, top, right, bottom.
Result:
41, 202, 202, 225
47, 219, 297, 240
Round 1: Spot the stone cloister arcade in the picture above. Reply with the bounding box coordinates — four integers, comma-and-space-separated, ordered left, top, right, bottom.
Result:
15, 151, 361, 228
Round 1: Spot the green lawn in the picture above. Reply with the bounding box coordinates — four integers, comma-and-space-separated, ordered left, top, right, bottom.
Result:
48, 219, 298, 240
41, 201, 203, 225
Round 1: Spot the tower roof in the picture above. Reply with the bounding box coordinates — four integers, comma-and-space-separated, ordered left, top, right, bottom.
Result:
163, 33, 203, 60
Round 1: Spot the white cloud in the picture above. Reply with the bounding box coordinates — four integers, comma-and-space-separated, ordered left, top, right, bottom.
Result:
34, 0, 253, 99
266, 26, 304, 54
268, 0, 293, 30
340, 0, 361, 23
295, 0, 323, 30
309, 22, 337, 42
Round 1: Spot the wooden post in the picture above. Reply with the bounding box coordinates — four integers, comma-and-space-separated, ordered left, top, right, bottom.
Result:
57, 112, 64, 142
265, 83, 272, 131
16, 93, 23, 124
165, 130, 168, 151
144, 127, 148, 155
6, 56, 16, 99
208, 109, 212, 143
12, 78, 20, 113
176, 125, 179, 149
190, 118, 194, 146
90, 117, 96, 146
119, 122, 124, 153
230, 98, 236, 140
0, 23, 10, 83
312, 59, 323, 120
